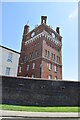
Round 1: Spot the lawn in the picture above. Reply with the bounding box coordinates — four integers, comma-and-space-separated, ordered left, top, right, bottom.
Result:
0, 104, 80, 112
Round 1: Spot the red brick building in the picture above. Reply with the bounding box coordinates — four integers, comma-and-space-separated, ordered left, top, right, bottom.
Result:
17, 16, 62, 80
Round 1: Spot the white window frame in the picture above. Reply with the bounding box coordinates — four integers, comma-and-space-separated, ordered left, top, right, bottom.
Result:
32, 63, 35, 69
19, 66, 22, 73
49, 63, 51, 70
55, 65, 57, 72
59, 57, 60, 63
32, 74, 34, 78
7, 53, 12, 62
27, 64, 29, 71
5, 67, 10, 75
51, 53, 53, 59
52, 33, 55, 38
57, 56, 58, 62
40, 64, 42, 68
53, 54, 55, 60
48, 51, 50, 58
49, 75, 51, 80
55, 76, 57, 80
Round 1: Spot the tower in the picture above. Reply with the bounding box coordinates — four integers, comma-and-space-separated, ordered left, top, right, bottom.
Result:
17, 16, 62, 80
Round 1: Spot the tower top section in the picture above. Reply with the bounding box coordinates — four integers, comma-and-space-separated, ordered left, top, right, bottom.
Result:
24, 16, 62, 40
41, 16, 47, 24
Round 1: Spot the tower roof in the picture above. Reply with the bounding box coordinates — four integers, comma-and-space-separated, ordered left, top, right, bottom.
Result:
25, 22, 62, 39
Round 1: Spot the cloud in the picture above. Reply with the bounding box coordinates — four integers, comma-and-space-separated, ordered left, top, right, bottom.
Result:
68, 8, 78, 20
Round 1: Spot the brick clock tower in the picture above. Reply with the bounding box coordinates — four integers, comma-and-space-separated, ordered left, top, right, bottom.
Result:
17, 16, 62, 80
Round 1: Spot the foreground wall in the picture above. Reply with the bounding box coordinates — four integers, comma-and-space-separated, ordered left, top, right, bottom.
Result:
1, 76, 80, 106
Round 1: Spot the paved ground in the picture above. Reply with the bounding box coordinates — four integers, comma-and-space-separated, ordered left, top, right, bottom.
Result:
0, 110, 80, 118
0, 117, 80, 120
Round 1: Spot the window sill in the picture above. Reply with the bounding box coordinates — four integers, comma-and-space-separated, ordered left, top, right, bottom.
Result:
7, 60, 12, 62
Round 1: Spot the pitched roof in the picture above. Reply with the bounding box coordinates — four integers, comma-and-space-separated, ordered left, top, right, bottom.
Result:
0, 45, 20, 54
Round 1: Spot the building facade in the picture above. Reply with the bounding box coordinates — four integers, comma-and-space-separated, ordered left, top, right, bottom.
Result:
0, 45, 20, 76
17, 16, 62, 80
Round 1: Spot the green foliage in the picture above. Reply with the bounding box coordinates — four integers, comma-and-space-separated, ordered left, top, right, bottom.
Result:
0, 104, 80, 112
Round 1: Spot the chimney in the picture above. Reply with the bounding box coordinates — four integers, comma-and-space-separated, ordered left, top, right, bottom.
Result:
56, 27, 60, 35
41, 16, 47, 24
24, 24, 29, 34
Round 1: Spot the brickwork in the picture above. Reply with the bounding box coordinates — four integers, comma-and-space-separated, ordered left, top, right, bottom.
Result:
41, 58, 62, 79
2, 76, 80, 106
17, 16, 62, 80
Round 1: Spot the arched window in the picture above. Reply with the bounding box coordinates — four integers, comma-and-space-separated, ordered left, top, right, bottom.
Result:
49, 75, 51, 80
49, 63, 52, 70
32, 63, 35, 69
55, 65, 57, 72
55, 76, 57, 80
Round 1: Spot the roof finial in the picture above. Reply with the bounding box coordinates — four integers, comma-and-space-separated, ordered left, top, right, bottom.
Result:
27, 20, 29, 25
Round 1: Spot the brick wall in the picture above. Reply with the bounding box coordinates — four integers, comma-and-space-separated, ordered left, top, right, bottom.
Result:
1, 76, 80, 106
17, 23, 62, 80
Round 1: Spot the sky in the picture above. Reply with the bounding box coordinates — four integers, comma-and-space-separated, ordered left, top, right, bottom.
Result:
1, 2, 78, 81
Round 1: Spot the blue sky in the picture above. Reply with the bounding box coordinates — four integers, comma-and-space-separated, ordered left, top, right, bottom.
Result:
1, 2, 78, 80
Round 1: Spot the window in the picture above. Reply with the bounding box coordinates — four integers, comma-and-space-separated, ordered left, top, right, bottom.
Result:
52, 33, 55, 38
40, 64, 42, 68
57, 56, 58, 62
7, 53, 12, 62
55, 65, 57, 72
43, 19, 45, 23
55, 76, 57, 80
59, 57, 60, 63
48, 51, 50, 58
19, 66, 21, 73
5, 67, 10, 75
49, 75, 51, 80
31, 32, 35, 37
53, 54, 55, 60
32, 63, 35, 69
42, 33, 44, 36
30, 52, 33, 59
32, 74, 34, 78
27, 64, 29, 71
49, 63, 52, 70
57, 56, 60, 63
45, 50, 47, 56
51, 53, 55, 60
51, 53, 53, 59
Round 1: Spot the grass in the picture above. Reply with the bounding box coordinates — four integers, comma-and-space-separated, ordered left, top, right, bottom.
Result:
0, 104, 80, 112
